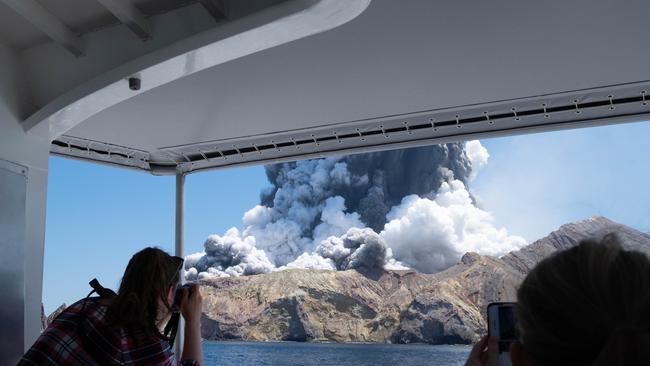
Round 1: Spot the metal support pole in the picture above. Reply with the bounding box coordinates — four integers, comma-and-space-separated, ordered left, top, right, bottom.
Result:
174, 173, 185, 358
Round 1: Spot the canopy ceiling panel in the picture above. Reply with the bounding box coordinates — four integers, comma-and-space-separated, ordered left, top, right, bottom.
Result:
0, 2, 49, 49
34, 0, 650, 173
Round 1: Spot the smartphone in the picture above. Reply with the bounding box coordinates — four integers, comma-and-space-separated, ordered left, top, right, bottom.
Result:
487, 302, 517, 366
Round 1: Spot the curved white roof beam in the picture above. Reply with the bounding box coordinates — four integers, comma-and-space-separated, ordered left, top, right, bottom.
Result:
22, 0, 372, 140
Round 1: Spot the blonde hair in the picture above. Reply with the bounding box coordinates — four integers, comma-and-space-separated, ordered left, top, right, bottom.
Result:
516, 234, 650, 366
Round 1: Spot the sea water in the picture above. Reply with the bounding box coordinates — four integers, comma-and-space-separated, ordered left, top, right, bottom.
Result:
202, 341, 470, 366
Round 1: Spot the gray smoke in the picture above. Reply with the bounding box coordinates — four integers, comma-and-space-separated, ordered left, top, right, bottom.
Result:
277, 227, 405, 273
184, 228, 275, 280
262, 144, 472, 232
317, 228, 389, 270
185, 141, 526, 278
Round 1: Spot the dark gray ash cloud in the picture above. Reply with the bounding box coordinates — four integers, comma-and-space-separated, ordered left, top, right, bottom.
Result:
262, 143, 472, 232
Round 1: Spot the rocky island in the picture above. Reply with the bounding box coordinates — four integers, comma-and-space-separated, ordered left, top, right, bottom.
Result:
198, 217, 650, 344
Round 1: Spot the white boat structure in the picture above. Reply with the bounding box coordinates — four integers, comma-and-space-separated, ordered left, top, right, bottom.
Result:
1, 0, 649, 362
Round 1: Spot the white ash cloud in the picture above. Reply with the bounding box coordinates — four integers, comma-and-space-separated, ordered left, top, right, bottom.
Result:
465, 140, 489, 181
185, 141, 526, 279
380, 171, 527, 273
279, 253, 337, 271
312, 197, 366, 247
236, 158, 364, 266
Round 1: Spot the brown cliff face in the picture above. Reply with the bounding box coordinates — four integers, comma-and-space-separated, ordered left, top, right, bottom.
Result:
199, 217, 650, 344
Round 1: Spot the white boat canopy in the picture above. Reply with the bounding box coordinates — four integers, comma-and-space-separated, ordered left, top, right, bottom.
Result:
7, 0, 650, 175
1, 0, 650, 362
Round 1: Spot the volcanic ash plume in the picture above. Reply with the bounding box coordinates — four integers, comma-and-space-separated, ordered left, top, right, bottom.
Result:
261, 143, 473, 232
185, 141, 525, 280
381, 173, 526, 273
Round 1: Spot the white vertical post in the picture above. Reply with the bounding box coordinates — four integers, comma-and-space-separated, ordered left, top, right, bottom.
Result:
174, 173, 185, 358
0, 43, 50, 364
0, 160, 27, 362
175, 173, 185, 262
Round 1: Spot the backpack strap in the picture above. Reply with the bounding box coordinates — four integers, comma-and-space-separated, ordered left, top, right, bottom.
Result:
89, 278, 117, 298
163, 312, 181, 345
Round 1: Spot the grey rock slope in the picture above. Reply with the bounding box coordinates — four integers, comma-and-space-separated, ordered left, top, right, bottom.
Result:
199, 216, 649, 344
501, 216, 650, 273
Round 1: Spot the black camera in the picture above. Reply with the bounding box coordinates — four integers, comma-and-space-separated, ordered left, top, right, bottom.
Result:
172, 283, 193, 311
128, 77, 141, 91
164, 283, 192, 343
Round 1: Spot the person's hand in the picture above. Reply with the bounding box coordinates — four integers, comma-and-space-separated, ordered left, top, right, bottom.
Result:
464, 335, 498, 366
180, 283, 203, 325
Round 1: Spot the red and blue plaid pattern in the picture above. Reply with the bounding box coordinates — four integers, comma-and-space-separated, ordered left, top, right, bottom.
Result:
19, 298, 182, 365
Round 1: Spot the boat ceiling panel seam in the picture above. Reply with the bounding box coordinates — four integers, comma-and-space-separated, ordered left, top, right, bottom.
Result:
94, 0, 152, 40
197, 0, 228, 21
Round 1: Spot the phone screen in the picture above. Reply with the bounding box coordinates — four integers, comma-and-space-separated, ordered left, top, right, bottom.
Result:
488, 302, 517, 365
498, 306, 516, 341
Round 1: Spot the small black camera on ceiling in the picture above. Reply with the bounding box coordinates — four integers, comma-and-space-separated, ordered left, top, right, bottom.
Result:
128, 77, 141, 91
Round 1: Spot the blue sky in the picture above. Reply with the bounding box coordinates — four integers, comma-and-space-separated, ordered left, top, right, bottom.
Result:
472, 121, 650, 241
42, 121, 650, 313
44, 160, 269, 313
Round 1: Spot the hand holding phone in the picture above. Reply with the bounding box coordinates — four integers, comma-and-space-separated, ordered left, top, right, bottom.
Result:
464, 335, 498, 366
487, 302, 517, 366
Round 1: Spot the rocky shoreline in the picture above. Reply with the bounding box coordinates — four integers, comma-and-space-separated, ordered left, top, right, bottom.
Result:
199, 217, 650, 344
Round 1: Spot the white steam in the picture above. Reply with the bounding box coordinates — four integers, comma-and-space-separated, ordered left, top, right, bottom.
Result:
280, 253, 336, 271
465, 140, 489, 181
381, 175, 526, 273
185, 140, 526, 279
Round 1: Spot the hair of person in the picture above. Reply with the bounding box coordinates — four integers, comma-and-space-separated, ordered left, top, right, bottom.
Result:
107, 247, 182, 340
515, 233, 650, 366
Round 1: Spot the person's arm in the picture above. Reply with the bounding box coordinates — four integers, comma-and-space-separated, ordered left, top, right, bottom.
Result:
464, 335, 498, 366
180, 283, 203, 366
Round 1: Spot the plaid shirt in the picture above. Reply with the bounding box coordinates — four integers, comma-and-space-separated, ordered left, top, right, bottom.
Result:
19, 297, 184, 366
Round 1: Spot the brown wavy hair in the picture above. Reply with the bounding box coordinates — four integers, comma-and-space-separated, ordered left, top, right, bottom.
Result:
516, 234, 650, 366
107, 247, 183, 340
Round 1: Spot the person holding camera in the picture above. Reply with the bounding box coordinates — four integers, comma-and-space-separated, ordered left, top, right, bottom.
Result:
465, 234, 650, 366
19, 247, 204, 365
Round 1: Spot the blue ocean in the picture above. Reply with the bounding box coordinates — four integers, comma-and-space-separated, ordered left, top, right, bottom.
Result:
202, 341, 470, 366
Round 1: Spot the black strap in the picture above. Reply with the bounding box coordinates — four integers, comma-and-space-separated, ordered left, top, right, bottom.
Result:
89, 278, 117, 298
79, 279, 115, 314
163, 312, 181, 345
